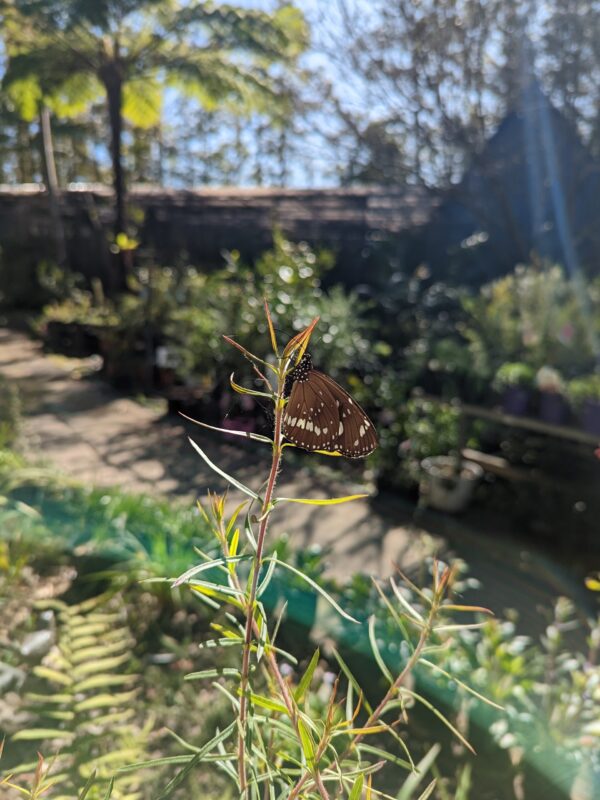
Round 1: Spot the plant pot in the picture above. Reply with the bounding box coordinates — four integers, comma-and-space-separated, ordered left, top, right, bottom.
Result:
538, 391, 569, 425
420, 456, 483, 514
581, 399, 600, 436
44, 321, 100, 358
500, 387, 530, 416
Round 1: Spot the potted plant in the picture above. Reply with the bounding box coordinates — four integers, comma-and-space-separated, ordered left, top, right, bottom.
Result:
567, 374, 600, 436
420, 455, 483, 514
493, 362, 535, 416
39, 280, 119, 358
535, 366, 569, 425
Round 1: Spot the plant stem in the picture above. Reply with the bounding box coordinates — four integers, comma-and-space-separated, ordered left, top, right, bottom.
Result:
238, 370, 285, 797
356, 613, 433, 744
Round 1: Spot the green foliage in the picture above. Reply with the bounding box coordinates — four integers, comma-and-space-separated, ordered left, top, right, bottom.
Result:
165, 235, 377, 386
0, 1, 308, 165
40, 288, 119, 328
462, 264, 600, 380
7, 591, 148, 799
442, 599, 600, 798
0, 376, 21, 449
375, 391, 462, 488
492, 362, 535, 391
567, 374, 600, 406
0, 449, 214, 578
133, 309, 497, 799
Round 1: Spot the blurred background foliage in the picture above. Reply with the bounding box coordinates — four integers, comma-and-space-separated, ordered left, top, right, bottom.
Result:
0, 0, 600, 796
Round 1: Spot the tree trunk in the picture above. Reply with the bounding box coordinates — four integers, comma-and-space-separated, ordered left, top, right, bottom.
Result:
103, 62, 128, 293
39, 105, 67, 266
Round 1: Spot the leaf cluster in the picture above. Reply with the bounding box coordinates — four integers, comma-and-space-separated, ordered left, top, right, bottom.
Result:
4, 591, 148, 799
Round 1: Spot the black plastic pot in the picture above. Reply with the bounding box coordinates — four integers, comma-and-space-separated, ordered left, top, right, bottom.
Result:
501, 386, 531, 416
581, 399, 600, 436
44, 321, 101, 358
538, 392, 570, 425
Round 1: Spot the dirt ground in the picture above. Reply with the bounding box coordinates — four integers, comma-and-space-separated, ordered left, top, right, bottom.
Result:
0, 327, 591, 631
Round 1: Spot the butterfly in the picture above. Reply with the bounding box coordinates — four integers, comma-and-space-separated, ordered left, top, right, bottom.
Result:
282, 353, 378, 458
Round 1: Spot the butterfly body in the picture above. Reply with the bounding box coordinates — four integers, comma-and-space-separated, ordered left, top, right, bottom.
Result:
283, 354, 378, 458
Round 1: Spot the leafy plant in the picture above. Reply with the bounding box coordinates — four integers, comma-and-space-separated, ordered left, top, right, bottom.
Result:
0, 376, 21, 449
166, 233, 377, 393
1, 0, 308, 286
130, 302, 498, 798
441, 599, 600, 799
0, 450, 214, 580
462, 264, 600, 380
535, 366, 564, 393
6, 591, 148, 799
492, 362, 535, 391
567, 374, 600, 407
39, 286, 119, 329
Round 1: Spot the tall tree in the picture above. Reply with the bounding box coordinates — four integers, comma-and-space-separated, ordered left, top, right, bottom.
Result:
309, 0, 600, 188
0, 0, 307, 288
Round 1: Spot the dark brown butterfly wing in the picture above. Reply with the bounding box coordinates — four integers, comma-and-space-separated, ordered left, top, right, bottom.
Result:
283, 369, 378, 458
283, 374, 341, 453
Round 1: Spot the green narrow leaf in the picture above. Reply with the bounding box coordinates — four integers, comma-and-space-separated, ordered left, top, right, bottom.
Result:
32, 666, 73, 686
154, 722, 237, 799
371, 578, 415, 651
226, 501, 248, 538
419, 659, 504, 709
24, 693, 72, 705
257, 551, 278, 598
297, 718, 316, 769
348, 774, 364, 800
390, 578, 425, 624
245, 692, 288, 715
416, 780, 437, 800
294, 649, 320, 704
77, 770, 97, 800
172, 555, 250, 587
180, 412, 272, 443
357, 744, 412, 772
274, 494, 368, 507
345, 681, 354, 724
368, 616, 393, 683
229, 529, 240, 567
265, 558, 359, 623
255, 601, 268, 664
184, 668, 240, 681
401, 689, 475, 754
118, 755, 193, 774
187, 438, 259, 500
72, 653, 131, 678
74, 690, 137, 712
396, 745, 440, 800
243, 515, 258, 553
73, 674, 137, 692
102, 776, 115, 800
229, 373, 273, 399
264, 298, 279, 356
433, 622, 487, 633
12, 729, 74, 742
